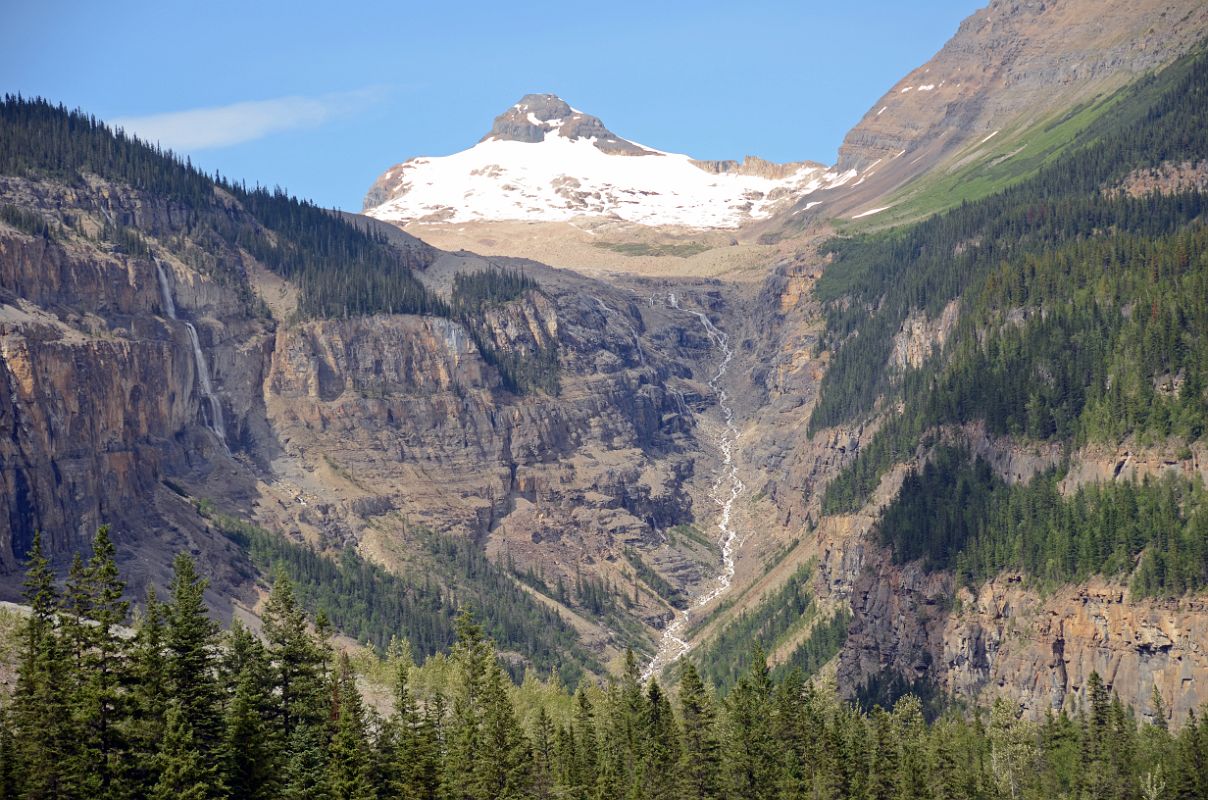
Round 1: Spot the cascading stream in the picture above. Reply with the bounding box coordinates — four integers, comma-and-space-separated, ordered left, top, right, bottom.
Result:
155, 261, 228, 449
642, 295, 744, 681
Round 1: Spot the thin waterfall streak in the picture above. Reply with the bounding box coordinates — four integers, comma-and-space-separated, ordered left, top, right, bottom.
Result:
155, 260, 228, 449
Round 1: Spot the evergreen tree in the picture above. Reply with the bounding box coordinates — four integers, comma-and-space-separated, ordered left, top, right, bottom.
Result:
530, 707, 556, 800
677, 662, 721, 800
444, 607, 490, 800
262, 570, 330, 741
128, 586, 170, 794
865, 707, 899, 800
569, 687, 598, 799
165, 553, 224, 758
73, 526, 132, 797
282, 721, 332, 800
326, 653, 376, 800
1171, 710, 1207, 800
474, 661, 533, 800
223, 624, 279, 799
11, 531, 73, 800
640, 679, 681, 800
151, 703, 221, 800
723, 646, 777, 800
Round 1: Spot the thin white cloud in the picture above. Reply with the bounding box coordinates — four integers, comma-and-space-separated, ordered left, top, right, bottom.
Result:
112, 88, 382, 151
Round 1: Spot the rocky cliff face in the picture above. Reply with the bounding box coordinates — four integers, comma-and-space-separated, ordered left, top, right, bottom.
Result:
837, 546, 1208, 726
0, 176, 268, 609
0, 170, 751, 655
258, 256, 743, 645
807, 430, 1208, 723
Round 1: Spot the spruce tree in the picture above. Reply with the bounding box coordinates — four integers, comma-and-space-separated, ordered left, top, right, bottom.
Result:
326, 653, 376, 800
865, 706, 898, 800
772, 668, 808, 799
282, 721, 332, 800
1170, 710, 1207, 800
445, 607, 490, 800
11, 531, 73, 800
531, 707, 556, 800
263, 571, 329, 741
722, 646, 776, 800
151, 703, 221, 800
165, 553, 223, 758
223, 625, 279, 800
570, 687, 598, 798
475, 661, 533, 800
640, 679, 681, 800
677, 662, 721, 800
74, 526, 131, 797
128, 586, 170, 794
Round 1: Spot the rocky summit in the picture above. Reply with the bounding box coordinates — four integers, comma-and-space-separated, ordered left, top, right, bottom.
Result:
481, 93, 652, 155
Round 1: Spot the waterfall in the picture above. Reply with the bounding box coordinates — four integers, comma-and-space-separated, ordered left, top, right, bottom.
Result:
642, 297, 744, 681
155, 261, 176, 319
155, 261, 228, 448
591, 295, 646, 366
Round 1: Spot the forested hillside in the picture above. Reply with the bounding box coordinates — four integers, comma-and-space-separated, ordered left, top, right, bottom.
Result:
1, 97, 558, 395
206, 509, 599, 685
0, 96, 443, 320
7, 531, 1208, 800
811, 44, 1208, 596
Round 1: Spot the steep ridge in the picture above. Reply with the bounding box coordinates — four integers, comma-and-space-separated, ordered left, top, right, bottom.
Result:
767, 0, 1208, 227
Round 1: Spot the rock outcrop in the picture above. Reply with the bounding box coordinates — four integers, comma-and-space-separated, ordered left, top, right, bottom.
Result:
482, 93, 653, 156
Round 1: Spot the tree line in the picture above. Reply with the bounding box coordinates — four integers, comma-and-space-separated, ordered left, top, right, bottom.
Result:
5, 527, 1208, 800
875, 447, 1208, 596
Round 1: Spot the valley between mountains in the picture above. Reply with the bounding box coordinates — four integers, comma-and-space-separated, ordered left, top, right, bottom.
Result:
4, 0, 1208, 735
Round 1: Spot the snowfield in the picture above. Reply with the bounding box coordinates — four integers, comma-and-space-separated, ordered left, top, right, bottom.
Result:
365, 130, 854, 229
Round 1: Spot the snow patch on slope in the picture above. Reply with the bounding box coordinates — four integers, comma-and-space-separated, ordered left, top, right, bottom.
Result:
365, 102, 850, 229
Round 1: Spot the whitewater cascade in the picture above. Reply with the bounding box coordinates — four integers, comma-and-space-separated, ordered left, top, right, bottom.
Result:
642, 299, 744, 681
155, 261, 228, 449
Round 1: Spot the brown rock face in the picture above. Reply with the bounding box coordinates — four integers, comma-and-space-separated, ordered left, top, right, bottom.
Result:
0, 177, 267, 609
0, 168, 749, 652
690, 156, 824, 180
259, 260, 730, 636
838, 0, 1208, 175
837, 545, 1208, 726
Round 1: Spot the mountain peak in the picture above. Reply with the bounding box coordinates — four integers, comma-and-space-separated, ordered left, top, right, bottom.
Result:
363, 94, 843, 228
482, 94, 652, 156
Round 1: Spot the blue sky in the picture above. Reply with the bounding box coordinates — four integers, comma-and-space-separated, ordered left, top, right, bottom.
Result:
3, 1, 982, 211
